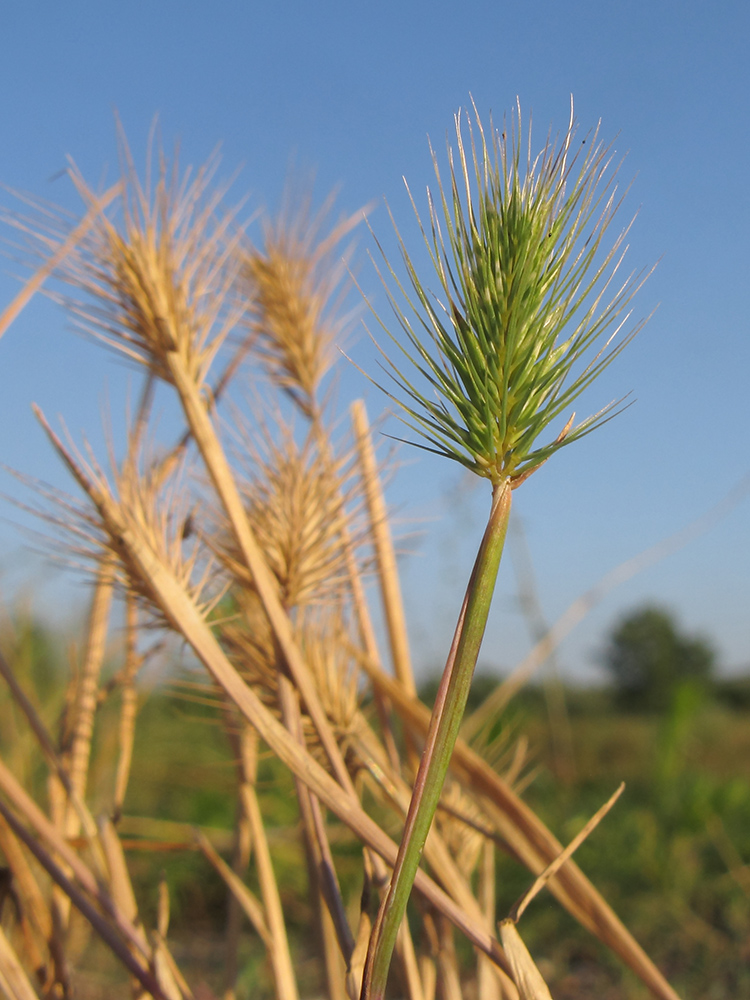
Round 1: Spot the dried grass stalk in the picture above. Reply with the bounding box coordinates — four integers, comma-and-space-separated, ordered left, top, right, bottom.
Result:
237, 726, 299, 1000
65, 558, 114, 828
0, 814, 51, 988
0, 926, 41, 1000
351, 400, 415, 699
0, 799, 175, 1000
498, 922, 552, 1000
477, 838, 501, 1000
195, 830, 272, 950
112, 594, 140, 819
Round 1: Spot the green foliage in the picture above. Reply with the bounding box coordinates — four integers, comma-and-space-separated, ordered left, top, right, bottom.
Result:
602, 605, 715, 711
505, 695, 750, 998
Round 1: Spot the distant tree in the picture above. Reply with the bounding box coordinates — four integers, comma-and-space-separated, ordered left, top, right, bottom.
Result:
602, 606, 715, 711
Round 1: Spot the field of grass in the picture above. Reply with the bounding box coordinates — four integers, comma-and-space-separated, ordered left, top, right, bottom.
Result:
50, 674, 749, 999
2, 600, 749, 999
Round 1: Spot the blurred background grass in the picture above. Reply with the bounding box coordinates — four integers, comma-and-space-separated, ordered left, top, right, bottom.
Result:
3, 606, 748, 999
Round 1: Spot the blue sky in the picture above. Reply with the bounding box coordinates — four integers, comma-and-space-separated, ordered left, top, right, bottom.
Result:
1, 1, 748, 681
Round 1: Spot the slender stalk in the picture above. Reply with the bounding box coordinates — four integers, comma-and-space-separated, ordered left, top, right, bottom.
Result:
222, 802, 252, 1000
394, 918, 425, 1000
195, 829, 271, 949
277, 673, 354, 962
0, 814, 51, 989
351, 400, 415, 698
319, 903, 349, 1000
238, 726, 300, 1000
0, 649, 101, 859
353, 722, 497, 928
112, 595, 140, 819
477, 839, 501, 1000
362, 480, 512, 1000
436, 917, 463, 1000
65, 557, 114, 830
98, 819, 186, 1000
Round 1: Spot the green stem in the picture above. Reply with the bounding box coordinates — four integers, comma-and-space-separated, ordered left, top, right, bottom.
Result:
362, 480, 512, 1000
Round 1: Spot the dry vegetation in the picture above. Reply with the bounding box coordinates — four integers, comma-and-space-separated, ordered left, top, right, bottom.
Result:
0, 129, 693, 1000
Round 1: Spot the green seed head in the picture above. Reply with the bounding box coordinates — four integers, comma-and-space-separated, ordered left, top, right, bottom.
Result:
371, 99, 652, 487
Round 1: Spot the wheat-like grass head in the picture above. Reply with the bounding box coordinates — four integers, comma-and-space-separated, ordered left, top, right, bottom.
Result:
242, 190, 362, 418
48, 145, 245, 389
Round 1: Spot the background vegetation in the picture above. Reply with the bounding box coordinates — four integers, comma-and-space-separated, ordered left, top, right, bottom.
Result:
2, 601, 748, 999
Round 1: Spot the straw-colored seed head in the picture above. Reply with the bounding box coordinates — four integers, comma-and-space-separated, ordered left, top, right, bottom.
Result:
17, 424, 220, 633
221, 601, 360, 759
220, 430, 357, 611
300, 610, 360, 741
242, 191, 362, 417
26, 146, 243, 389
245, 245, 328, 416
221, 589, 277, 705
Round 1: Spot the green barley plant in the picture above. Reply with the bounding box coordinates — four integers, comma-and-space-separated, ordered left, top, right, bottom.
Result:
361, 100, 653, 997
0, 105, 687, 1000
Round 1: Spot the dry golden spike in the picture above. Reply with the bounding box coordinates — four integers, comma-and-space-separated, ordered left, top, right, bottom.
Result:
242, 188, 364, 417
224, 426, 354, 610
55, 149, 246, 387
163, 346, 360, 797
26, 144, 365, 805
220, 602, 360, 760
